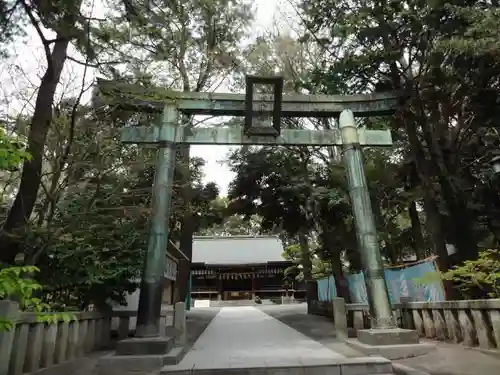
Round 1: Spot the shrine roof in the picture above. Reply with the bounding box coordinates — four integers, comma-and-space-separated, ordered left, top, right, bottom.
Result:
192, 235, 286, 265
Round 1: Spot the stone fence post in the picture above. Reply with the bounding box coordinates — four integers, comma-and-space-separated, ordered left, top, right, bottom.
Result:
173, 302, 186, 346
0, 300, 19, 375
333, 298, 348, 339
399, 297, 414, 329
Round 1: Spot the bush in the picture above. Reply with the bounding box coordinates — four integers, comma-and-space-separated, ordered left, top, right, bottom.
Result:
0, 266, 74, 331
442, 249, 500, 299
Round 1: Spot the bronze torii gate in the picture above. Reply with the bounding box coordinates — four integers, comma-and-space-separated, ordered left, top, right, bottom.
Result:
95, 77, 402, 339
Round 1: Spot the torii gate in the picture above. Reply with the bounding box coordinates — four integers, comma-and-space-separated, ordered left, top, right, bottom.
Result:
95, 77, 402, 339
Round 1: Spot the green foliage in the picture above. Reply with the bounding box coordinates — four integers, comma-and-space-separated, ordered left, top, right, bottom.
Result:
0, 101, 224, 311
197, 197, 263, 236
298, 0, 500, 266
442, 249, 500, 299
0, 127, 30, 171
0, 266, 43, 310
282, 243, 332, 281
0, 266, 74, 331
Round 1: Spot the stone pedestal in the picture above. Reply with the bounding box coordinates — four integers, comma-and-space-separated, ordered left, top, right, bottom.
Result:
357, 328, 419, 346
116, 337, 174, 355
99, 303, 189, 375
98, 335, 187, 375
345, 328, 435, 360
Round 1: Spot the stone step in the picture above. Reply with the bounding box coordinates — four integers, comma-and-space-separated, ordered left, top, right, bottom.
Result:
344, 338, 436, 360
162, 346, 187, 366
208, 299, 279, 307
160, 355, 394, 375
115, 336, 176, 356
98, 338, 185, 375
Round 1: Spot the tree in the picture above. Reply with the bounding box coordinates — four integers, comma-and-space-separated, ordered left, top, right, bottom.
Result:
298, 0, 500, 270
0, 0, 91, 264
91, 0, 254, 302
221, 29, 432, 301
196, 197, 265, 236
1, 89, 224, 310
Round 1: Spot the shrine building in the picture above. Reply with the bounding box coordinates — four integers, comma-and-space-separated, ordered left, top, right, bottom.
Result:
190, 235, 306, 302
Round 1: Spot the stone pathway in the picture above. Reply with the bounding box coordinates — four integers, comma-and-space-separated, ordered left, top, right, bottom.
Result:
261, 303, 500, 375
161, 306, 355, 373
397, 342, 500, 375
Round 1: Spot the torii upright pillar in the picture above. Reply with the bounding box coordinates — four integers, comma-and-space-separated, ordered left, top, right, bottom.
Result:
135, 106, 178, 338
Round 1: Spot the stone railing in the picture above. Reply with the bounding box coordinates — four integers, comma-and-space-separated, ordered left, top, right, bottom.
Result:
0, 301, 171, 375
309, 298, 500, 352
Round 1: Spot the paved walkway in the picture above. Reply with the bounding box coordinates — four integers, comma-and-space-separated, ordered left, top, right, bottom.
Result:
261, 304, 500, 375
161, 306, 348, 372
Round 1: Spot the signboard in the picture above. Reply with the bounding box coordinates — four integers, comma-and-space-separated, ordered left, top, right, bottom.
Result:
164, 257, 178, 281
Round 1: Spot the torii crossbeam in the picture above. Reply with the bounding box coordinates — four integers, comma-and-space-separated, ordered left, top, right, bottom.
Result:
94, 78, 402, 340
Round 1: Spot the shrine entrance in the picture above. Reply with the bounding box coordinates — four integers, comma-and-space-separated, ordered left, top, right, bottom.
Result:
95, 77, 402, 340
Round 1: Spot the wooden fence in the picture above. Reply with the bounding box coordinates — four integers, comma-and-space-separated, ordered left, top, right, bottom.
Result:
0, 300, 170, 375
309, 298, 500, 352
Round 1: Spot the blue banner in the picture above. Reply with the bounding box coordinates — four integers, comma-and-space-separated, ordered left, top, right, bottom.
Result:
317, 276, 337, 301
317, 258, 445, 303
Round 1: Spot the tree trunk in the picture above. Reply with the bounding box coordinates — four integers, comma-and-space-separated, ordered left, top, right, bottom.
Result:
322, 229, 349, 299
445, 198, 478, 262
346, 247, 362, 272
422, 194, 450, 271
175, 144, 193, 303
298, 232, 316, 305
409, 201, 425, 260
0, 37, 71, 264
414, 94, 478, 262
298, 232, 313, 281
486, 217, 500, 247
397, 100, 452, 272
385, 235, 398, 265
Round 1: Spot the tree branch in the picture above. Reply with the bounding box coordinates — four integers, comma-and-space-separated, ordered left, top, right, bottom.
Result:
20, 0, 53, 70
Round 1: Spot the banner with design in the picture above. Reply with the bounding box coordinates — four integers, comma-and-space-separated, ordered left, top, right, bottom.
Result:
317, 257, 445, 302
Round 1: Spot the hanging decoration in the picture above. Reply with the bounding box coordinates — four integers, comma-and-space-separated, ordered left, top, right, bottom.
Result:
192, 267, 285, 280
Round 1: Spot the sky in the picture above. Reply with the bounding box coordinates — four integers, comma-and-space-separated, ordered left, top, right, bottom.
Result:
190, 0, 283, 195
0, 0, 294, 196
0, 0, 321, 295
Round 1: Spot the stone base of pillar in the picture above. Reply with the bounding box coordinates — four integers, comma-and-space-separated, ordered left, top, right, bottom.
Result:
98, 336, 186, 375
116, 336, 175, 355
344, 328, 435, 360
99, 305, 188, 375
358, 328, 419, 346
97, 346, 187, 375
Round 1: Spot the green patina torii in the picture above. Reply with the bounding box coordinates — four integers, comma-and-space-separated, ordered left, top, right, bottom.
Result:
95, 77, 403, 338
